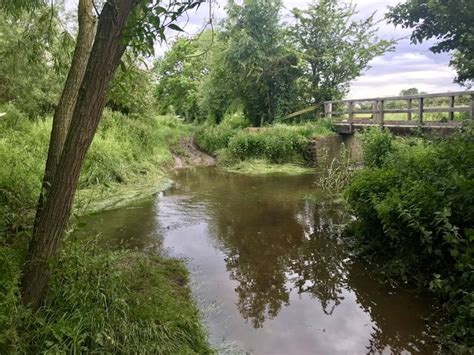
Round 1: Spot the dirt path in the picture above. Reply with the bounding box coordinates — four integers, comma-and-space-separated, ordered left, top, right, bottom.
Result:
172, 138, 216, 169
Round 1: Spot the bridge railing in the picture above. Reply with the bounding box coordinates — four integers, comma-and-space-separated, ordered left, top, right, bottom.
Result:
323, 90, 474, 128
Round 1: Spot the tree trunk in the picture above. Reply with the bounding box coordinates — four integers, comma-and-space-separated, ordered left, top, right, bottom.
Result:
21, 0, 139, 309
42, 0, 97, 191
34, 0, 97, 228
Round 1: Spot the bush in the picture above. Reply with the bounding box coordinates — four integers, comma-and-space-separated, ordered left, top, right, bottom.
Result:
195, 121, 334, 164
345, 128, 474, 350
358, 127, 394, 167
0, 106, 50, 232
194, 125, 236, 154
227, 127, 306, 163
220, 111, 250, 129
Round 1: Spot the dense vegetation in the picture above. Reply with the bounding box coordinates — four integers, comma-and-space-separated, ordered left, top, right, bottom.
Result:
345, 127, 474, 351
195, 113, 334, 169
0, 103, 213, 352
155, 0, 393, 125
1, 0, 472, 352
0, 105, 189, 233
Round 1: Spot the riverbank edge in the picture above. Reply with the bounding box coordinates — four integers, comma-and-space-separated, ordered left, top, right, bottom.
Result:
0, 145, 217, 353
221, 159, 316, 175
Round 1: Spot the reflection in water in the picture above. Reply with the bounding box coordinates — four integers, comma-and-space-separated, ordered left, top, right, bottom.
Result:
79, 168, 437, 354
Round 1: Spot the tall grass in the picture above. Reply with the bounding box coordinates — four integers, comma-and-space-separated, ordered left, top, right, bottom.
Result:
0, 105, 190, 232
0, 235, 212, 353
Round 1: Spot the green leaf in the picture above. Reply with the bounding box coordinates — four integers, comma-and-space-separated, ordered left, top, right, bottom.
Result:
168, 23, 184, 32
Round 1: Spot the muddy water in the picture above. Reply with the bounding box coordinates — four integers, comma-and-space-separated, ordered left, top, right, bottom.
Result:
79, 167, 437, 354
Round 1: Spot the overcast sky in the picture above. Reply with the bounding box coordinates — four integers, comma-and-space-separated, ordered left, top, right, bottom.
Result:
66, 0, 463, 98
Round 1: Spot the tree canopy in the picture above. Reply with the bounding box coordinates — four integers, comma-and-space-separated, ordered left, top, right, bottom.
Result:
387, 0, 474, 85
292, 0, 394, 108
154, 0, 393, 125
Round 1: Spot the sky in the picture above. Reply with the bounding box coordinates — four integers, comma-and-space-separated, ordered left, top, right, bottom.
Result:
65, 0, 464, 99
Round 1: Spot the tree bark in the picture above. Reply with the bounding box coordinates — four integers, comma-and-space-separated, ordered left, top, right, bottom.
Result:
21, 0, 139, 309
42, 0, 97, 191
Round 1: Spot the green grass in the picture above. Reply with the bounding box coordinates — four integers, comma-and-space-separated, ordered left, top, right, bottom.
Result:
0, 106, 191, 232
0, 235, 213, 354
223, 159, 315, 175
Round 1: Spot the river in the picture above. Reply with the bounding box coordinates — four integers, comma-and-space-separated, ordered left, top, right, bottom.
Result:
77, 167, 437, 354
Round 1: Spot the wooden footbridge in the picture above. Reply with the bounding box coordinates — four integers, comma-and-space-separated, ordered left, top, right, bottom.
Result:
286, 90, 474, 135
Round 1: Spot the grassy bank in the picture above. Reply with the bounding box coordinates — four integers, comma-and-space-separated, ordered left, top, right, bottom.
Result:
344, 127, 473, 351
0, 235, 212, 353
0, 104, 212, 353
194, 115, 335, 174
0, 104, 191, 233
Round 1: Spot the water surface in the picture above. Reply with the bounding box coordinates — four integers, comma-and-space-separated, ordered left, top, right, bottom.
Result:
79, 167, 436, 354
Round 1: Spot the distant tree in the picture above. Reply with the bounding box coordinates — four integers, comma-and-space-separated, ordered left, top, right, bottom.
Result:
399, 88, 419, 96
291, 0, 394, 111
210, 0, 300, 126
154, 31, 213, 121
108, 55, 154, 116
387, 0, 474, 86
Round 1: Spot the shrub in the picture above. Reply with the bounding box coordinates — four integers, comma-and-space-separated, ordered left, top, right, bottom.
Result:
194, 125, 236, 154
358, 127, 394, 167
317, 144, 357, 192
0, 108, 50, 232
220, 111, 250, 129
345, 128, 474, 350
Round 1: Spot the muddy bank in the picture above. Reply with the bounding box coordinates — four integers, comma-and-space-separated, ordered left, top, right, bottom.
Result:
173, 138, 216, 169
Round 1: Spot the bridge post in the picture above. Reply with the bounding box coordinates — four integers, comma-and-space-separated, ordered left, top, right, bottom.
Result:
348, 101, 354, 133
418, 97, 424, 127
407, 99, 412, 121
324, 102, 332, 119
449, 96, 455, 121
372, 101, 377, 122
470, 94, 474, 119
379, 100, 385, 128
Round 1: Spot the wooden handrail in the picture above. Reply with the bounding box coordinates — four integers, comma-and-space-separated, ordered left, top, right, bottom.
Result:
323, 91, 474, 124
324, 90, 474, 104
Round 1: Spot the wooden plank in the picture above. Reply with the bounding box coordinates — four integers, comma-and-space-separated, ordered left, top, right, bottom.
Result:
337, 107, 469, 115
284, 106, 317, 120
328, 111, 345, 116
348, 101, 354, 133
423, 106, 470, 113
379, 100, 384, 127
